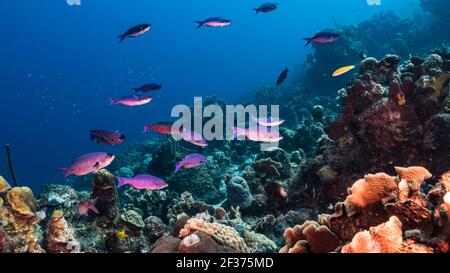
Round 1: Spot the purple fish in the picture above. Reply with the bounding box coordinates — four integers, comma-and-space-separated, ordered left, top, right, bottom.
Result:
116, 174, 168, 190
195, 17, 232, 29
175, 154, 207, 173
59, 152, 115, 178
251, 115, 285, 127
304, 32, 341, 47
233, 126, 283, 143
110, 95, 152, 107
181, 131, 208, 147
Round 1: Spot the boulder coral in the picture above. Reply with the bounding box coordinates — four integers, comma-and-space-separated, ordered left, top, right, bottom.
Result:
226, 176, 253, 209
179, 217, 249, 253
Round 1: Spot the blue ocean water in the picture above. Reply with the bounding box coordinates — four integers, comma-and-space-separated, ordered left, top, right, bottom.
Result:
0, 0, 420, 192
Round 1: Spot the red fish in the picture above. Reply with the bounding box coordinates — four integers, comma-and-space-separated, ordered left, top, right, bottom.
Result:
265, 182, 288, 199
59, 152, 115, 178
90, 130, 126, 145
78, 197, 99, 216
143, 122, 185, 135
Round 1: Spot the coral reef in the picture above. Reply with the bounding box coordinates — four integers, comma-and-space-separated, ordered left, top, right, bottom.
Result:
0, 183, 44, 253
281, 167, 450, 253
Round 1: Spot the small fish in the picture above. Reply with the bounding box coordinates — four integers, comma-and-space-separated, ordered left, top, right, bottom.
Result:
116, 174, 168, 190
251, 115, 285, 127
133, 83, 163, 93
265, 182, 288, 199
332, 65, 355, 77
181, 131, 208, 147
90, 130, 126, 145
276, 67, 289, 85
78, 197, 99, 216
59, 152, 115, 178
110, 95, 152, 107
254, 3, 278, 14
175, 154, 207, 173
195, 17, 232, 29
304, 32, 341, 47
143, 122, 185, 135
233, 126, 283, 143
117, 24, 151, 42
116, 230, 128, 239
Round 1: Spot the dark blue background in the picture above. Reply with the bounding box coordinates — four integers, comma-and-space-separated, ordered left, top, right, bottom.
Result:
0, 0, 419, 191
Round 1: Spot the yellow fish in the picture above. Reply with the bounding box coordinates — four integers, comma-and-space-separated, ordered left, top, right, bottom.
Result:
116, 230, 128, 239
332, 65, 356, 77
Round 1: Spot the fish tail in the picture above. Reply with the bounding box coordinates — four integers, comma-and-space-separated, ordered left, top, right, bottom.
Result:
90, 197, 99, 214
116, 177, 128, 189
143, 125, 149, 133
254, 9, 260, 14
194, 21, 204, 29
117, 34, 127, 42
110, 98, 116, 105
58, 168, 69, 179
303, 38, 312, 47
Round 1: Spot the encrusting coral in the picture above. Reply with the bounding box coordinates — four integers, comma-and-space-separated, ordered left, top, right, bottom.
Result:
0, 183, 44, 253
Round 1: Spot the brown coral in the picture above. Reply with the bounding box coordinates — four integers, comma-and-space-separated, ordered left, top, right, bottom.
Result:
0, 176, 11, 194
179, 218, 249, 253
344, 172, 398, 216
46, 210, 80, 253
282, 221, 342, 253
0, 184, 43, 253
341, 216, 432, 253
6, 187, 37, 218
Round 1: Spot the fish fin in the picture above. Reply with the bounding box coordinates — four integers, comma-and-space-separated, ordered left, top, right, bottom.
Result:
90, 206, 99, 214
58, 168, 69, 179
91, 197, 99, 207
117, 34, 127, 42
92, 162, 100, 173
254, 9, 260, 14
303, 38, 311, 47
175, 162, 182, 173
90, 130, 97, 141
194, 21, 204, 29
116, 177, 128, 189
